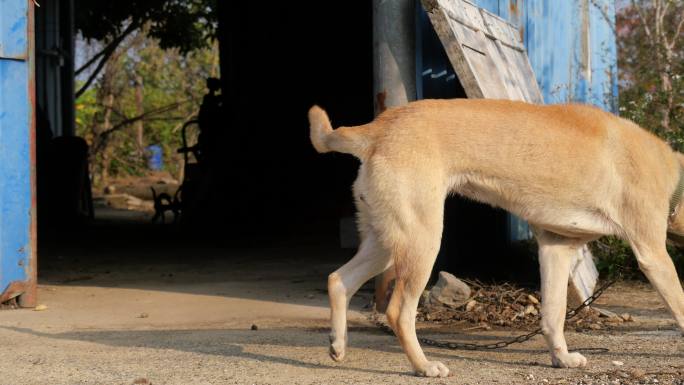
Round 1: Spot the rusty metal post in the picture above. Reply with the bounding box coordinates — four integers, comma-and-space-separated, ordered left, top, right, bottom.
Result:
373, 0, 416, 115
20, 0, 38, 308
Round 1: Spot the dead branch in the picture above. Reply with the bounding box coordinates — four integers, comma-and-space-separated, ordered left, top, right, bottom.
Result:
75, 21, 139, 99
92, 98, 195, 154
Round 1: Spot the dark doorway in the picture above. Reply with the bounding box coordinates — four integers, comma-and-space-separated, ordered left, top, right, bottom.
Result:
208, 2, 374, 239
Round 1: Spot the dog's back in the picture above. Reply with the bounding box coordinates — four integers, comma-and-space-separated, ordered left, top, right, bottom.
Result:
309, 99, 679, 235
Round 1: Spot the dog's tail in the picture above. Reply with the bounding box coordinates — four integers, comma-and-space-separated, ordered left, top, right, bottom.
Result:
308, 105, 371, 160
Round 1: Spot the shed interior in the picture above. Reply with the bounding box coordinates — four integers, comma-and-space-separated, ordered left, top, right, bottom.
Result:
34, 1, 539, 302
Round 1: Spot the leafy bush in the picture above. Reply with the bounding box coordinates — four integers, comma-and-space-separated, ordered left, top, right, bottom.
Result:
591, 236, 684, 280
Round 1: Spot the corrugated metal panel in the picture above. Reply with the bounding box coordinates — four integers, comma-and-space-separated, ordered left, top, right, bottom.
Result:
0, 0, 37, 306
587, 0, 618, 112
487, 0, 618, 111
475, 0, 499, 14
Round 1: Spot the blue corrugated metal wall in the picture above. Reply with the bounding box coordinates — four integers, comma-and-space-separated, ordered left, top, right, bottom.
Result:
476, 0, 618, 112
0, 0, 36, 305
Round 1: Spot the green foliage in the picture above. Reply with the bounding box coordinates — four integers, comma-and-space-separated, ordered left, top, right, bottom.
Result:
617, 2, 684, 149
591, 237, 640, 279
75, 33, 219, 184
619, 76, 684, 150
590, 2, 684, 279
591, 236, 684, 280
75, 0, 217, 54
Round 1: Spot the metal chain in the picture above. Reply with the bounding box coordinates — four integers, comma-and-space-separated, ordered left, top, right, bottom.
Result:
371, 277, 618, 351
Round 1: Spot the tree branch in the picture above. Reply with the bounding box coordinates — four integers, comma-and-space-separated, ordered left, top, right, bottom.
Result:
75, 22, 139, 99
99, 99, 195, 141
76, 22, 139, 76
667, 11, 684, 50
92, 99, 194, 155
589, 0, 616, 35
632, 0, 654, 45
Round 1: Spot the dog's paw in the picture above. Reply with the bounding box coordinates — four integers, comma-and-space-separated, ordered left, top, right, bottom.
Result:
552, 352, 587, 368
329, 338, 346, 362
416, 361, 450, 377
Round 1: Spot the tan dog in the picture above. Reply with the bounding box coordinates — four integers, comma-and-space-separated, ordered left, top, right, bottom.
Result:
308, 99, 684, 377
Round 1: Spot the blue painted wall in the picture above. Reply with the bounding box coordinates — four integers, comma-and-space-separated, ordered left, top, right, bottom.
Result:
0, 0, 35, 300
476, 0, 618, 112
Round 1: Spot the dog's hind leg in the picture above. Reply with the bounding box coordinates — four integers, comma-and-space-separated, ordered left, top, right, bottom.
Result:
383, 199, 448, 377
535, 229, 588, 368
627, 231, 684, 332
374, 266, 396, 313
328, 231, 392, 362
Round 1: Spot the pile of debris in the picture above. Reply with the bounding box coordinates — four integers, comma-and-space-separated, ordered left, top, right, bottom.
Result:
562, 367, 684, 385
418, 272, 633, 331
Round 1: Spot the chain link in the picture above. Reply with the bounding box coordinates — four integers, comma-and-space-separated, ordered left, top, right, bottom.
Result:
371, 277, 618, 351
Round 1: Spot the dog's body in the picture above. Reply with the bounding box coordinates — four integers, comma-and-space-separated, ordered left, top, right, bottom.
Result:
309, 99, 684, 377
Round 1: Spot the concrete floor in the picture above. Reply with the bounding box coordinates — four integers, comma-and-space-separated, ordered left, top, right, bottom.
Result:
1, 209, 683, 385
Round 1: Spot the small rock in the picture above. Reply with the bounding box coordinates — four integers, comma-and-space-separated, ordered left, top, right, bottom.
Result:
137, 312, 149, 319
526, 373, 535, 381
132, 378, 151, 385
465, 300, 477, 312
251, 324, 258, 330
628, 368, 645, 379
527, 294, 539, 305
620, 313, 633, 322
428, 271, 471, 308
612, 360, 624, 366
33, 304, 48, 311
595, 307, 619, 318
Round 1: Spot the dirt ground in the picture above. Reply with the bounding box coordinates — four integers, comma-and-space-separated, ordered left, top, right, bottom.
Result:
1, 208, 683, 385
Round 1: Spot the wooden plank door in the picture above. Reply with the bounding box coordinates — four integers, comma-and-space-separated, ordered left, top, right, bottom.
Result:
421, 0, 542, 103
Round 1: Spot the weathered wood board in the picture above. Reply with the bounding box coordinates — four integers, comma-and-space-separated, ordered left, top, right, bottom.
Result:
421, 0, 543, 103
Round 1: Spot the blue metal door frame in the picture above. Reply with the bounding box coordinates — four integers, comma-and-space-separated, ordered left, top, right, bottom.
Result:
0, 0, 37, 307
